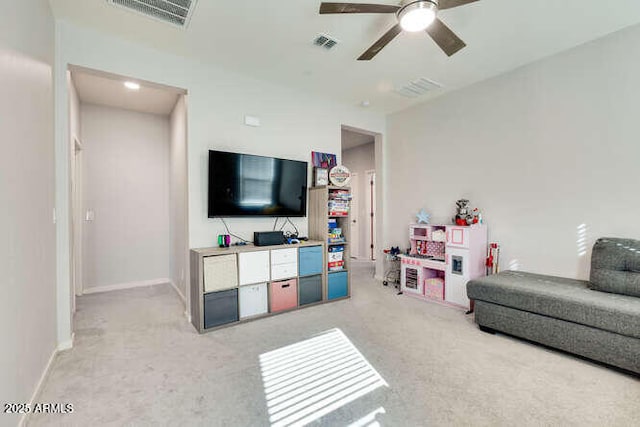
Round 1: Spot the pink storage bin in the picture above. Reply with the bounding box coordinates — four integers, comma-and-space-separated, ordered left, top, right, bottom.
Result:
270, 279, 298, 312
424, 277, 445, 300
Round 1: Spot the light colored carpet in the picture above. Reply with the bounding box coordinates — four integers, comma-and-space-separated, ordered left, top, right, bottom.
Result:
29, 261, 639, 426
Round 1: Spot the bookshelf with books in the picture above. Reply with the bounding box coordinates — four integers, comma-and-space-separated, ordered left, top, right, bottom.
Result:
309, 186, 351, 301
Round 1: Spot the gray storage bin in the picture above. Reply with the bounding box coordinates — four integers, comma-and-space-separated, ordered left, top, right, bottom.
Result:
204, 289, 239, 329
299, 275, 323, 306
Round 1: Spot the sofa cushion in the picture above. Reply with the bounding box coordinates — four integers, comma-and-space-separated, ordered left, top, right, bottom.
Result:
590, 238, 640, 298
467, 271, 640, 339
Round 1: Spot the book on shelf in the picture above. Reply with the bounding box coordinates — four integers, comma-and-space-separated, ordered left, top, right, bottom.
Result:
329, 189, 351, 199
328, 260, 345, 271
328, 252, 343, 262
328, 222, 343, 243
328, 191, 351, 216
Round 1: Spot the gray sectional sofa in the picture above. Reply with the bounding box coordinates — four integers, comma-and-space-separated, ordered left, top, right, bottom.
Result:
467, 237, 640, 374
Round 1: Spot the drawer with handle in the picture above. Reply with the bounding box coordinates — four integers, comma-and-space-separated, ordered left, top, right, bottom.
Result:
271, 248, 298, 265
271, 261, 298, 281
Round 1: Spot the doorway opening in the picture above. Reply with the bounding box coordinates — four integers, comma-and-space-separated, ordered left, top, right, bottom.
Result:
340, 126, 379, 265
67, 65, 189, 331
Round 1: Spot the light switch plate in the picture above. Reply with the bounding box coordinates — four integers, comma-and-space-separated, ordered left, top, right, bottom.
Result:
244, 115, 261, 127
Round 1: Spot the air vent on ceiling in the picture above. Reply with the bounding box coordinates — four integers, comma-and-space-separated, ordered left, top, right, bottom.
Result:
313, 33, 340, 50
394, 77, 443, 98
107, 0, 198, 28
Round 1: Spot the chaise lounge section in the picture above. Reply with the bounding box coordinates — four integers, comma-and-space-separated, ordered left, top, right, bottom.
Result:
467, 238, 640, 374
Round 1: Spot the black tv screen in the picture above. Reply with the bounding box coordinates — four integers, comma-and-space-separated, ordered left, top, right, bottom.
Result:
208, 150, 308, 217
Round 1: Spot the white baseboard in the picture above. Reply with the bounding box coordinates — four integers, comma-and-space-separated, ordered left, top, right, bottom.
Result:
169, 280, 186, 303
57, 332, 75, 351
169, 282, 191, 322
19, 347, 58, 427
83, 278, 170, 295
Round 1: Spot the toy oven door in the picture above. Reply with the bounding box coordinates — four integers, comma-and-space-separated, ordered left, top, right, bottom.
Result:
451, 256, 463, 276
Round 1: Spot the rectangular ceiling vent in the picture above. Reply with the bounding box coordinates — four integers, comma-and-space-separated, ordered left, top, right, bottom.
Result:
107, 0, 198, 28
394, 77, 443, 98
313, 33, 340, 50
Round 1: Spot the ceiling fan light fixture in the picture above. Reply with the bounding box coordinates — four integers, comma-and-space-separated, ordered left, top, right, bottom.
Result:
398, 1, 437, 32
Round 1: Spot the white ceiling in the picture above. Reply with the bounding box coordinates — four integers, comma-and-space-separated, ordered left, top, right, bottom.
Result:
51, 0, 640, 114
342, 129, 375, 151
71, 68, 181, 115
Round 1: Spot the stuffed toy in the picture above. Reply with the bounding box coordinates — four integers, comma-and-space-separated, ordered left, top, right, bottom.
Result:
453, 199, 472, 226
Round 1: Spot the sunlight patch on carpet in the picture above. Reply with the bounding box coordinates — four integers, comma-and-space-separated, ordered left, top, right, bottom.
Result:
260, 329, 388, 427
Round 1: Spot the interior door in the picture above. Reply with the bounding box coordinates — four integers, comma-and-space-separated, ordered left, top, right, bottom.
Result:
350, 172, 360, 259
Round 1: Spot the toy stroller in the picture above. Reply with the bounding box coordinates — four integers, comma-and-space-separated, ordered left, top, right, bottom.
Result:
383, 247, 401, 288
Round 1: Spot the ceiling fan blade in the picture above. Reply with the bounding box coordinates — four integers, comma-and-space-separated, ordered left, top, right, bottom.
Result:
425, 18, 466, 57
358, 24, 402, 60
319, 3, 400, 14
438, 0, 480, 10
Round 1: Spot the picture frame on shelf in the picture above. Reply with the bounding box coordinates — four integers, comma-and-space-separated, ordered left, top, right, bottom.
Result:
313, 167, 329, 187
311, 151, 337, 169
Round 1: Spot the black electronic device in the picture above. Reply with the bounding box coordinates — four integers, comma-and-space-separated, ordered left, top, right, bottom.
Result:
208, 150, 308, 217
254, 231, 286, 247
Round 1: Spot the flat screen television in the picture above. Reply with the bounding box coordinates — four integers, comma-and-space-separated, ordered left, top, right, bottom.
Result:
208, 150, 308, 217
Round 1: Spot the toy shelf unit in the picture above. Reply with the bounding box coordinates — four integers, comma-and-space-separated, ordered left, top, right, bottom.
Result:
189, 240, 327, 333
399, 223, 487, 309
309, 186, 351, 301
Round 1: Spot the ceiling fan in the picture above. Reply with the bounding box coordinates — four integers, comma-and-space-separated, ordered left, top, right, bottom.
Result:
319, 0, 479, 60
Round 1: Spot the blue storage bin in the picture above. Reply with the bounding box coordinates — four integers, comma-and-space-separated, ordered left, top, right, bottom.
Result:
328, 271, 348, 300
299, 245, 323, 277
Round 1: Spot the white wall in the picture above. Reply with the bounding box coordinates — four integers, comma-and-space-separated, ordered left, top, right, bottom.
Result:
170, 95, 189, 302
386, 24, 640, 280
0, 1, 56, 426
81, 104, 170, 290
54, 21, 386, 341
342, 143, 375, 259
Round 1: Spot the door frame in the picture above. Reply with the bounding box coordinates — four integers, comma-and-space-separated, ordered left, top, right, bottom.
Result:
350, 172, 360, 259
340, 125, 383, 278
70, 136, 84, 313
365, 169, 376, 261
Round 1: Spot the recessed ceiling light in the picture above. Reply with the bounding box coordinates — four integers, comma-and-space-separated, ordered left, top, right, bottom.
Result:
124, 81, 140, 90
361, 100, 371, 107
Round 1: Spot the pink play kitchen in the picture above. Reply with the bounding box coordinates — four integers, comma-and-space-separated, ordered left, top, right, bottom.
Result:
400, 201, 487, 309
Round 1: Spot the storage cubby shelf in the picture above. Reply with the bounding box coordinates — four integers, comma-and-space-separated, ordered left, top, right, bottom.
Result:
190, 240, 334, 333
308, 186, 352, 301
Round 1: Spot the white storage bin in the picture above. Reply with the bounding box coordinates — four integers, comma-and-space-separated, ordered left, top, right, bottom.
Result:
238, 251, 270, 285
239, 283, 268, 319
